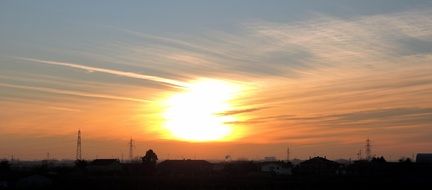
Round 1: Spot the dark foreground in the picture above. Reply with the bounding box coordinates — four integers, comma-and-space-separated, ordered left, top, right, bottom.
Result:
47, 175, 431, 190
1, 158, 431, 190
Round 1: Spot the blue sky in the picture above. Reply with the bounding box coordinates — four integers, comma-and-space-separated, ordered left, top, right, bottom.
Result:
1, 1, 432, 160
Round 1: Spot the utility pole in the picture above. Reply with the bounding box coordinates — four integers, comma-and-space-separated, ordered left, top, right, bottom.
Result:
76, 130, 82, 160
129, 138, 135, 161
286, 146, 290, 162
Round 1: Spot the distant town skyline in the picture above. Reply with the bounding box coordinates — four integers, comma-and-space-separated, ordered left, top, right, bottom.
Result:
1, 0, 432, 160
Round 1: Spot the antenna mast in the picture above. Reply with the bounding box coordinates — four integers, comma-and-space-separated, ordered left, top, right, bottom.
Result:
129, 138, 135, 161
286, 146, 290, 161
76, 130, 82, 160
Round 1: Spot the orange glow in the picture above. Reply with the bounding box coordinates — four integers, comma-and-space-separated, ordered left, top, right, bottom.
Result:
161, 79, 242, 142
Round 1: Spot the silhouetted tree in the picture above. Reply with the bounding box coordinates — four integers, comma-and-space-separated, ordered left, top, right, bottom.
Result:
142, 149, 158, 166
398, 157, 412, 163
371, 156, 386, 164
141, 149, 158, 174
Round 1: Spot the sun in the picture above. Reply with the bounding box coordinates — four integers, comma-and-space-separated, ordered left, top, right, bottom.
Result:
162, 79, 240, 142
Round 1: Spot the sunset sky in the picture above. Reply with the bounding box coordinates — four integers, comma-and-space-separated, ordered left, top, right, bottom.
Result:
1, 0, 432, 161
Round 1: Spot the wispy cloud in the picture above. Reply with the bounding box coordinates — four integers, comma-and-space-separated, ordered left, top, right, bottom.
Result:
246, 9, 432, 67
17, 57, 187, 87
0, 83, 149, 103
47, 106, 82, 112
217, 107, 266, 116
108, 9, 432, 80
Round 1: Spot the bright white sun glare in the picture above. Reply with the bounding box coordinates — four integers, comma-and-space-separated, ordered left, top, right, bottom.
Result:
163, 79, 239, 142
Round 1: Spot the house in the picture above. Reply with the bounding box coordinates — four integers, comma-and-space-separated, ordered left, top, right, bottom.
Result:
416, 153, 432, 164
295, 156, 341, 176
211, 162, 225, 172
157, 159, 212, 176
122, 163, 154, 175
223, 161, 259, 175
260, 161, 292, 175
87, 159, 122, 172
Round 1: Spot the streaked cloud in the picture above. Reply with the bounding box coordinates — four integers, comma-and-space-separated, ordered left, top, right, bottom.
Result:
218, 107, 266, 116
47, 106, 82, 112
17, 57, 187, 87
0, 83, 149, 103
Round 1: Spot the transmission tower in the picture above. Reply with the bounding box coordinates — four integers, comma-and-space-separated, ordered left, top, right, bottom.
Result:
286, 146, 290, 161
76, 130, 82, 160
365, 138, 372, 160
129, 138, 135, 161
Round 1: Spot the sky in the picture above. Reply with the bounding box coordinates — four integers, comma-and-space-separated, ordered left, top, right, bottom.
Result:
1, 0, 432, 161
